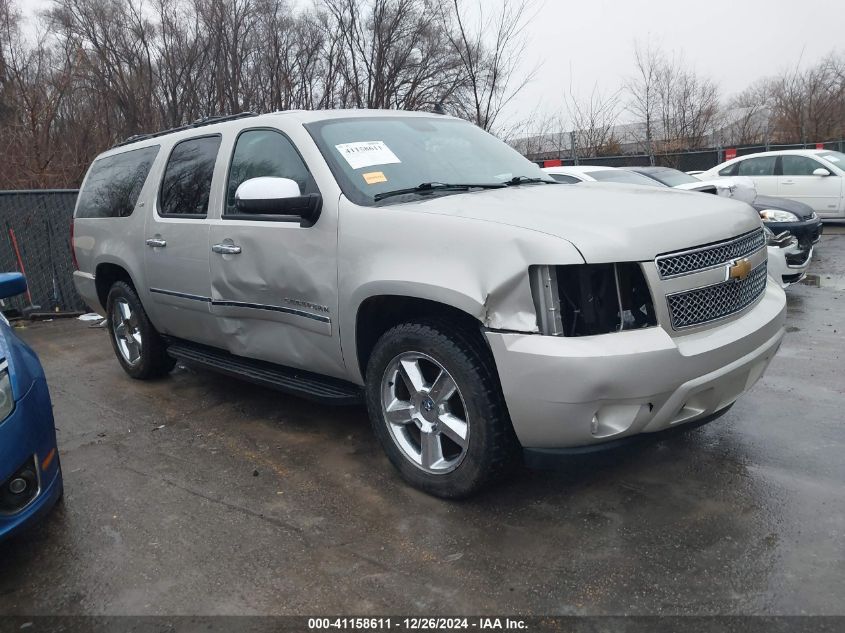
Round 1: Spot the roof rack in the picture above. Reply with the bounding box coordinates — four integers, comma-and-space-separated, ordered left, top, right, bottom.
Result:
111, 112, 260, 148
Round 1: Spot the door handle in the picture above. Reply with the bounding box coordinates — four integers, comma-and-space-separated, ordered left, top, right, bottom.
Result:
212, 243, 242, 255
145, 238, 167, 248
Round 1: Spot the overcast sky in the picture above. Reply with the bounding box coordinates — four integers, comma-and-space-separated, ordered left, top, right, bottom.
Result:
504, 0, 845, 129
20, 0, 845, 130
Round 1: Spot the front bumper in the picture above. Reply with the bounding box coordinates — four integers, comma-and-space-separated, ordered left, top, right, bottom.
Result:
764, 216, 822, 249
0, 377, 63, 542
486, 282, 786, 449
768, 243, 813, 288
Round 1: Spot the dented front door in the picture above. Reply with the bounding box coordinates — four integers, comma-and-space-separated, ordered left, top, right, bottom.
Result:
207, 128, 345, 379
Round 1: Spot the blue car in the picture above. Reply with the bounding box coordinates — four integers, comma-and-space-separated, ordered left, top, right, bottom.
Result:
0, 273, 63, 542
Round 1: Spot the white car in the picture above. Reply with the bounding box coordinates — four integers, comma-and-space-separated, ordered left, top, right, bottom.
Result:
544, 165, 758, 203
542, 165, 664, 187
698, 149, 845, 219
627, 166, 758, 205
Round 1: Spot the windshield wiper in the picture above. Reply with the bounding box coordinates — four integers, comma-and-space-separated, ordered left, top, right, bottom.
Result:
374, 181, 506, 202
504, 176, 555, 186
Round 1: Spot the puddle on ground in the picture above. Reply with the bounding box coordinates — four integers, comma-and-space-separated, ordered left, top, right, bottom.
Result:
802, 274, 845, 291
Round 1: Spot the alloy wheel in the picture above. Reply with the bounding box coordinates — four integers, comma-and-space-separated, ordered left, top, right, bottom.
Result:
380, 352, 470, 474
111, 298, 143, 365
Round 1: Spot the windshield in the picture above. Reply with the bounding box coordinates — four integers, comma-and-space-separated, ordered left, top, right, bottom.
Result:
306, 116, 555, 206
648, 169, 700, 186
819, 151, 845, 168
588, 170, 665, 187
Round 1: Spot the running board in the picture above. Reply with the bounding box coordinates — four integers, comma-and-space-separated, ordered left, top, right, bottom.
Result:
166, 340, 362, 405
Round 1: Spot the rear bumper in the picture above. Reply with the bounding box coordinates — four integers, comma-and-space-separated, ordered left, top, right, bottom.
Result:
486, 282, 786, 449
72, 270, 103, 314
0, 378, 63, 542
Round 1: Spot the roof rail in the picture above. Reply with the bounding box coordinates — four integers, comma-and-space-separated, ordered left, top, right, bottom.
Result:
111, 112, 260, 149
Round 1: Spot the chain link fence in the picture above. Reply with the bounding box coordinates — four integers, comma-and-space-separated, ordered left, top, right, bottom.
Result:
0, 190, 86, 316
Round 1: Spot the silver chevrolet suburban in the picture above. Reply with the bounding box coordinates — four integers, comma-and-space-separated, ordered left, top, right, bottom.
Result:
72, 110, 786, 497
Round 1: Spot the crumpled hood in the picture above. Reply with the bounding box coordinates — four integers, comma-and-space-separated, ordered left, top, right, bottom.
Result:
388, 183, 762, 262
676, 176, 757, 205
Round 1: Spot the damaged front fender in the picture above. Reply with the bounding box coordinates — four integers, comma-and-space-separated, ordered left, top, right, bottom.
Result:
338, 199, 584, 383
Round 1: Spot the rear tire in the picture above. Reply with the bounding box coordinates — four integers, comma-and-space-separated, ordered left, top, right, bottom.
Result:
106, 281, 175, 379
365, 321, 519, 499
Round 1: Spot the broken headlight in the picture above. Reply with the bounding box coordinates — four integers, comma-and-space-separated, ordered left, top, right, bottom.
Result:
530, 264, 657, 337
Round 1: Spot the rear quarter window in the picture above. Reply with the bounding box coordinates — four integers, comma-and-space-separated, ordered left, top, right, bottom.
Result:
159, 135, 221, 217
76, 145, 160, 218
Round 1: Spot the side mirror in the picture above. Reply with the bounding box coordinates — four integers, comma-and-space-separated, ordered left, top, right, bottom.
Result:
813, 167, 831, 177
234, 177, 322, 226
0, 273, 27, 300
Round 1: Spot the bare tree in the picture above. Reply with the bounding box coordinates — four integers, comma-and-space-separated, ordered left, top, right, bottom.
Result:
626, 40, 662, 164
321, 0, 462, 110
656, 52, 719, 150
566, 83, 621, 158
502, 108, 558, 160
439, 0, 536, 132
0, 0, 539, 188
724, 79, 773, 145
625, 42, 720, 156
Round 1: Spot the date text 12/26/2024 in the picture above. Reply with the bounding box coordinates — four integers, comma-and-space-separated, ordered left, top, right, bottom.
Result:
308, 618, 528, 630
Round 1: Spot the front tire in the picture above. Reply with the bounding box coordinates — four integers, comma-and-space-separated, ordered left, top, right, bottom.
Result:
365, 321, 518, 498
106, 281, 175, 379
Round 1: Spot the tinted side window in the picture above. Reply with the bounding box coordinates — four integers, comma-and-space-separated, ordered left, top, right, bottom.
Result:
76, 146, 159, 218
159, 136, 221, 217
226, 129, 317, 214
719, 163, 738, 177
782, 155, 822, 176
737, 156, 776, 176
549, 173, 580, 184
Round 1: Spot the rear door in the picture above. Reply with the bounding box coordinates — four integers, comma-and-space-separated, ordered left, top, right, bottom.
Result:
777, 154, 841, 215
736, 155, 778, 195
207, 127, 344, 379
144, 135, 222, 345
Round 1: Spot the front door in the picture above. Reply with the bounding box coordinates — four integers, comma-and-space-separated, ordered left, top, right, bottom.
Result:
207, 128, 344, 379
144, 135, 221, 346
777, 154, 843, 215
736, 155, 778, 195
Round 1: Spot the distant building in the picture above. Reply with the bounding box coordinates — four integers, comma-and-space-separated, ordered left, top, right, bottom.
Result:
510, 107, 774, 161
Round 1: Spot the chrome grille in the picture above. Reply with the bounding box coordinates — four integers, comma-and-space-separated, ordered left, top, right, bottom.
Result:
667, 261, 768, 329
656, 228, 766, 279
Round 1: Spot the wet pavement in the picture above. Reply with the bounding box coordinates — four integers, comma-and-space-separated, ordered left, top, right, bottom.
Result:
0, 227, 843, 616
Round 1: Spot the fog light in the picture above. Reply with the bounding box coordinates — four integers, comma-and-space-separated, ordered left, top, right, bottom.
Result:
8, 478, 27, 495
0, 457, 39, 514
590, 404, 649, 438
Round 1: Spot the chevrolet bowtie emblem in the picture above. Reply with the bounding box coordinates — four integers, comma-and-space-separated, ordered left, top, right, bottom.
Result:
728, 258, 752, 281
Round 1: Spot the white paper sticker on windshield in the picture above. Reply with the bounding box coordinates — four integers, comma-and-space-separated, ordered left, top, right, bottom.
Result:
335, 141, 401, 170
